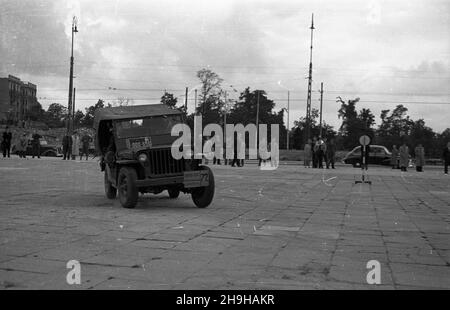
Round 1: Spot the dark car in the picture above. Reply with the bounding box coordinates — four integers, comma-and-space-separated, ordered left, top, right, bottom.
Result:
342, 145, 391, 167
94, 104, 215, 209
12, 138, 63, 157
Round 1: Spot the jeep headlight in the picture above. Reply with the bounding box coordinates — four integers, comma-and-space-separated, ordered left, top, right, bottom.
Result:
138, 153, 148, 163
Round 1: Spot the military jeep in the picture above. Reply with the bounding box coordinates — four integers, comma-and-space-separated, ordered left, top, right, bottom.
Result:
93, 104, 214, 209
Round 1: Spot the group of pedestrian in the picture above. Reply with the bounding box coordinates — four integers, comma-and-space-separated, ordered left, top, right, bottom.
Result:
391, 142, 425, 172
391, 141, 450, 174
1, 127, 42, 159
62, 131, 92, 160
304, 137, 336, 169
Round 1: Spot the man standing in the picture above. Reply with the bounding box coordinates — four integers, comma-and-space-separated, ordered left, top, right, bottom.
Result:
326, 138, 336, 169
414, 144, 425, 172
31, 130, 41, 158
62, 133, 72, 160
71, 131, 80, 160
17, 132, 28, 158
391, 145, 399, 169
304, 139, 312, 168
399, 141, 409, 172
2, 126, 12, 158
316, 139, 325, 169
443, 142, 450, 175
80, 132, 92, 160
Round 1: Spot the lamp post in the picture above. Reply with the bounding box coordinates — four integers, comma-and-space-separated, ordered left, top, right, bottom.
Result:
281, 91, 290, 150
277, 81, 290, 150
67, 16, 78, 135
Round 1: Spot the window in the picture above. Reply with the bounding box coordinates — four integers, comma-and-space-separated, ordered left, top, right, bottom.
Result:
116, 115, 182, 138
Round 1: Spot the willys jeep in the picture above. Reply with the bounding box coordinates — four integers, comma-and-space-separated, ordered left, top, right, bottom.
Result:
93, 104, 214, 209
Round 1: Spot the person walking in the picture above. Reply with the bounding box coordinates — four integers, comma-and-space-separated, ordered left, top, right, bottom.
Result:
17, 132, 28, 158
391, 145, 399, 169
443, 142, 450, 175
2, 126, 12, 158
71, 131, 80, 160
399, 142, 410, 172
304, 139, 312, 168
31, 130, 41, 158
414, 144, 425, 172
80, 132, 92, 160
326, 138, 336, 169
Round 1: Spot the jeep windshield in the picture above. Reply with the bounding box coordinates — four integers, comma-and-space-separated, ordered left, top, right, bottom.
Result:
115, 115, 182, 139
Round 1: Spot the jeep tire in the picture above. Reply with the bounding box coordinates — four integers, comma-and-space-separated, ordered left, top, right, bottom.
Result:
191, 166, 214, 208
118, 167, 138, 208
104, 170, 117, 199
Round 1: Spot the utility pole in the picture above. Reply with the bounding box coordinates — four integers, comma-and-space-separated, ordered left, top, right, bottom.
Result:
67, 16, 78, 135
72, 87, 76, 132
287, 90, 290, 150
223, 91, 227, 127
256, 90, 260, 139
304, 13, 315, 144
184, 87, 188, 112
319, 82, 323, 138
194, 89, 197, 113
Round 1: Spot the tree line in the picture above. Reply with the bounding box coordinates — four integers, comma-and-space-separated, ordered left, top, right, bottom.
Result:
29, 68, 449, 157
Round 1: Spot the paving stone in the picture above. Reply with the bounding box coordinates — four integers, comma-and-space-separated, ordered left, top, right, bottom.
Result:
1, 158, 449, 289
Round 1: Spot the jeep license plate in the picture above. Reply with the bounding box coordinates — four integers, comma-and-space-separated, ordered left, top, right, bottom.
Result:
183, 171, 209, 188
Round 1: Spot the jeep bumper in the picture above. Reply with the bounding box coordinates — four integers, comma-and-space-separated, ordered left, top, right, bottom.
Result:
134, 170, 209, 188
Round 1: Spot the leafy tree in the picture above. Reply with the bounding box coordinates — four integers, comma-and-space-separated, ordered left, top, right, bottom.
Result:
292, 108, 336, 149
160, 91, 178, 109
27, 102, 45, 122
44, 103, 67, 128
73, 110, 85, 128
337, 97, 375, 148
376, 104, 414, 148
228, 88, 286, 139
82, 99, 104, 127
196, 68, 224, 124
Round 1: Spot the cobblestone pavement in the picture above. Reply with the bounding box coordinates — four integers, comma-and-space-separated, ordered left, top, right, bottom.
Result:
0, 157, 449, 289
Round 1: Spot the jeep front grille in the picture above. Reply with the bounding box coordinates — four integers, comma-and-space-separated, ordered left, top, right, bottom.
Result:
147, 148, 184, 176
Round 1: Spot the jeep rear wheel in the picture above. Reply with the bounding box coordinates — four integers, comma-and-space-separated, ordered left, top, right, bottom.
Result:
168, 188, 180, 199
191, 166, 215, 208
104, 170, 117, 199
118, 167, 138, 208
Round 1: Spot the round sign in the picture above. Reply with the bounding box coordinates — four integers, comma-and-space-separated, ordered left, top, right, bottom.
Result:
359, 135, 371, 146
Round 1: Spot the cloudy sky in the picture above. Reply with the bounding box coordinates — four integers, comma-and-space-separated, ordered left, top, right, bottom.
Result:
0, 0, 449, 132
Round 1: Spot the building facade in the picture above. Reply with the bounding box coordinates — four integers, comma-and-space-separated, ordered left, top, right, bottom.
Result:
0, 75, 38, 124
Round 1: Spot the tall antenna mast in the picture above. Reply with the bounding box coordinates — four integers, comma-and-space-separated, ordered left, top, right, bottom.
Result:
305, 13, 315, 144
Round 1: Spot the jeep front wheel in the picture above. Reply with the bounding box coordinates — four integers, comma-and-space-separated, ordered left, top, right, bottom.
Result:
191, 166, 214, 208
104, 170, 117, 199
118, 167, 138, 208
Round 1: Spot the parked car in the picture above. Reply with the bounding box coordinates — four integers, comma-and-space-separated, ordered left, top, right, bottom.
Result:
342, 145, 392, 167
12, 138, 63, 157
343, 145, 414, 168
94, 104, 215, 209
